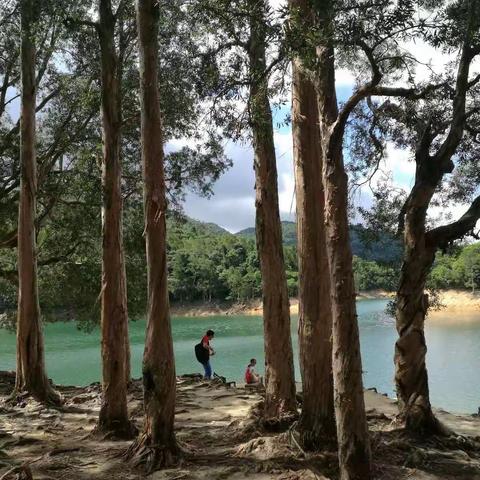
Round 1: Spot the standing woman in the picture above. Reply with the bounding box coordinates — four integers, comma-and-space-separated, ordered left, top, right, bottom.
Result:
195, 330, 215, 379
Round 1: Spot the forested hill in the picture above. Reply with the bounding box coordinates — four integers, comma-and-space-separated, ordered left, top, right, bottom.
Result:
236, 221, 297, 245
188, 219, 231, 236
235, 221, 402, 264
1, 211, 478, 323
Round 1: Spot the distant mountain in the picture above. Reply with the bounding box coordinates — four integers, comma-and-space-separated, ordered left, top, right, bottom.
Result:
236, 221, 297, 245
350, 224, 402, 264
181, 218, 401, 264
188, 218, 232, 236
236, 221, 402, 264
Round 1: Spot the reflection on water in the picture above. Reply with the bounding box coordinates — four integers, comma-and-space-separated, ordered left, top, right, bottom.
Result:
0, 299, 479, 414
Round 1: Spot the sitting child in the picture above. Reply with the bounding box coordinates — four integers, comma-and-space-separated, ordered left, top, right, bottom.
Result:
245, 358, 262, 385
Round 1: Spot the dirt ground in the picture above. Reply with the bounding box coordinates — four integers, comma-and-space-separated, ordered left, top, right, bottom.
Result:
1, 372, 480, 479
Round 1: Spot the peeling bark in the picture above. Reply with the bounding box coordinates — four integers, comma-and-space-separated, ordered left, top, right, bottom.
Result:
125, 0, 178, 471
96, 0, 133, 439
248, 0, 297, 422
15, 0, 61, 407
290, 22, 335, 447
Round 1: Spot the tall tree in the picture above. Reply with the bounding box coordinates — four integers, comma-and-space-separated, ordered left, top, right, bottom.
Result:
126, 0, 178, 470
314, 31, 372, 480
95, 0, 133, 438
288, 0, 335, 449
0, 0, 94, 254
248, 0, 297, 421
306, 0, 374, 474
15, 0, 61, 406
300, 0, 433, 473
304, 0, 413, 474
351, 0, 480, 435
392, 1, 480, 435
194, 0, 298, 421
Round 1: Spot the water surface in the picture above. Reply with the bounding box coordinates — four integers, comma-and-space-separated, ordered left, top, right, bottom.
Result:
0, 299, 478, 414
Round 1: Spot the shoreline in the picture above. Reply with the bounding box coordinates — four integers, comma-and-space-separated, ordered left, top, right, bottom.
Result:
171, 289, 480, 317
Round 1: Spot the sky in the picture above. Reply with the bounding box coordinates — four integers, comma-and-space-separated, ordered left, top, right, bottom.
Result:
181, 85, 355, 233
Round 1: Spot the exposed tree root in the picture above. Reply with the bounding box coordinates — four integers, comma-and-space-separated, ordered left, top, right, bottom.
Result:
290, 421, 337, 453
0, 464, 33, 480
401, 406, 453, 438
262, 414, 298, 432
236, 399, 298, 436
92, 419, 138, 441
124, 431, 181, 474
372, 427, 480, 478
5, 386, 63, 408
262, 406, 298, 432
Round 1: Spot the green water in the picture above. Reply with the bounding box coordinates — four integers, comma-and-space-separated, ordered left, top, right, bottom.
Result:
1, 299, 479, 414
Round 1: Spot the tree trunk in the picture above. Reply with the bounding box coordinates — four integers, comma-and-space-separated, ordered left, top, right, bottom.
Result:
248, 0, 297, 422
393, 9, 478, 435
96, 0, 133, 438
291, 55, 335, 447
124, 321, 131, 386
394, 241, 441, 434
117, 15, 131, 387
125, 0, 178, 471
15, 0, 61, 406
394, 178, 446, 435
314, 3, 371, 476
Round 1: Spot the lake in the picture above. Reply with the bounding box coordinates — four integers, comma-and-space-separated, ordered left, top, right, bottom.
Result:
0, 299, 479, 414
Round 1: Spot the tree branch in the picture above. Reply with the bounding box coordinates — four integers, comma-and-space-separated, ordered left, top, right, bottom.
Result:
0, 241, 83, 284
426, 194, 480, 248
432, 0, 479, 168
332, 40, 383, 139
468, 72, 480, 88
64, 17, 99, 33
370, 81, 447, 99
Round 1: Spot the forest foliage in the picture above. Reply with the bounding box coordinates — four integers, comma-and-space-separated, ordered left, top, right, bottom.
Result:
0, 0, 478, 329
1, 212, 478, 324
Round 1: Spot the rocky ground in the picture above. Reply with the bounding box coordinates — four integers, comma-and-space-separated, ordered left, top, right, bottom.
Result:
1, 371, 480, 479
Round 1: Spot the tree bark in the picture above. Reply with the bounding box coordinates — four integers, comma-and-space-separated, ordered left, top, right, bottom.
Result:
117, 15, 131, 387
394, 149, 456, 435
125, 0, 178, 471
394, 6, 479, 435
96, 0, 133, 438
313, 2, 371, 477
15, 0, 61, 406
248, 0, 297, 422
394, 200, 441, 434
291, 49, 335, 447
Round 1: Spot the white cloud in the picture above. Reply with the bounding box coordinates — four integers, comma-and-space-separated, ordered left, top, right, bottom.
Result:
273, 130, 296, 220
182, 129, 296, 232
383, 142, 415, 189
269, 0, 286, 9
335, 68, 356, 88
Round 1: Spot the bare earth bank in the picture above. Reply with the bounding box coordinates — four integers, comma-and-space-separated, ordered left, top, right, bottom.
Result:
171, 290, 480, 317
1, 372, 480, 480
